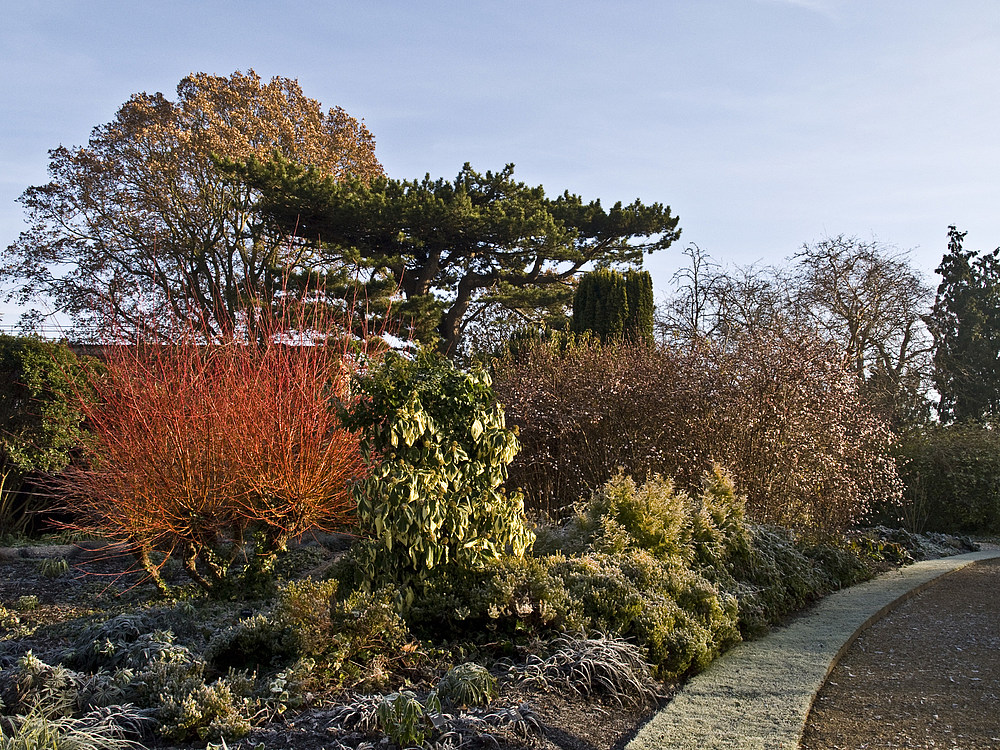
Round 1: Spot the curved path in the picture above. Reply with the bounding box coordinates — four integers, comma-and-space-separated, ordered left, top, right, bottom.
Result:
626, 550, 1000, 750
801, 556, 1000, 749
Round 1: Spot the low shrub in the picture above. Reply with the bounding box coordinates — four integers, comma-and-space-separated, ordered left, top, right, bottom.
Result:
404, 554, 578, 639
544, 467, 750, 572
408, 471, 890, 676
326, 588, 416, 688
125, 653, 255, 742
435, 662, 498, 708
506, 633, 658, 706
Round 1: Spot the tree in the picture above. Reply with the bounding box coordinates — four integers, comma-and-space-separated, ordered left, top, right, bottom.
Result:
3, 70, 382, 340
927, 226, 1000, 423
571, 268, 653, 344
657, 244, 790, 345
234, 158, 680, 354
660, 237, 934, 426
790, 236, 933, 426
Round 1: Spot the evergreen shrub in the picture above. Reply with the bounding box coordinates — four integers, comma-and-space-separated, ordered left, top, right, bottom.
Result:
341, 351, 534, 598
893, 424, 1000, 533
0, 335, 95, 537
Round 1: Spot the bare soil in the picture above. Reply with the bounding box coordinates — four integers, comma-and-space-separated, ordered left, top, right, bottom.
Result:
801, 557, 1000, 750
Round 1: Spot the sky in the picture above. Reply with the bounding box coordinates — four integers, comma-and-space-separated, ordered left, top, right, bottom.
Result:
3, 0, 1000, 327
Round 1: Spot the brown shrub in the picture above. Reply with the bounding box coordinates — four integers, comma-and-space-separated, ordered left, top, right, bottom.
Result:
492, 330, 900, 531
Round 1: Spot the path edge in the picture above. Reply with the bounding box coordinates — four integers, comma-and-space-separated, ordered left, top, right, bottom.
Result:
798, 548, 1000, 746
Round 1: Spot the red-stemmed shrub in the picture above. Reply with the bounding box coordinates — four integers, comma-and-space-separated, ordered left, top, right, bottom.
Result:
56, 305, 376, 595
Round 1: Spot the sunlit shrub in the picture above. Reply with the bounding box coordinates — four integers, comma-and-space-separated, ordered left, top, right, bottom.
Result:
54, 302, 373, 596
494, 331, 900, 532
341, 351, 534, 598
493, 337, 717, 519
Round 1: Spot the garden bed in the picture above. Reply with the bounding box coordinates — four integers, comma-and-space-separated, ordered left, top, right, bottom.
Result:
0, 525, 978, 750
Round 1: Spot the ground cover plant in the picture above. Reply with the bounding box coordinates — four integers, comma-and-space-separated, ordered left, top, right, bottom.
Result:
0, 486, 955, 750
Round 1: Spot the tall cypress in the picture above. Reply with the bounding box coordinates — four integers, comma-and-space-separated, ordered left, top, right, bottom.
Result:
572, 269, 652, 343
624, 270, 654, 344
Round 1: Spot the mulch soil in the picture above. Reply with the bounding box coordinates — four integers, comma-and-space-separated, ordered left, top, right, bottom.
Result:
801, 557, 1000, 750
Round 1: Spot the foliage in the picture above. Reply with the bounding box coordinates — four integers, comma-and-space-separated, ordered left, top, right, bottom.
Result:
434, 663, 497, 708
376, 690, 437, 748
506, 634, 657, 706
790, 236, 933, 427
404, 554, 577, 638
38, 559, 69, 579
54, 305, 368, 596
13, 597, 38, 613
0, 652, 152, 749
3, 70, 382, 339
494, 333, 900, 530
237, 157, 680, 354
341, 351, 534, 597
659, 240, 934, 428
493, 337, 715, 518
408, 472, 890, 676
723, 526, 873, 637
717, 329, 902, 530
125, 653, 255, 742
0, 705, 147, 750
571, 269, 654, 344
326, 589, 415, 683
549, 550, 740, 678
0, 336, 96, 537
927, 226, 1000, 423
410, 475, 741, 679
893, 423, 1000, 533
552, 469, 749, 571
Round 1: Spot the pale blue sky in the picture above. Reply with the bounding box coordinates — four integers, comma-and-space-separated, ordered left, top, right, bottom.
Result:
3, 1, 1000, 323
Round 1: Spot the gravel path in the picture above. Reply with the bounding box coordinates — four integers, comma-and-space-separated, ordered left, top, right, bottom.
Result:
800, 556, 1000, 750
627, 551, 1000, 750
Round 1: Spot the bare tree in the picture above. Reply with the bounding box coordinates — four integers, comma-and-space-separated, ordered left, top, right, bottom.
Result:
791, 236, 934, 425
659, 236, 933, 426
658, 244, 789, 346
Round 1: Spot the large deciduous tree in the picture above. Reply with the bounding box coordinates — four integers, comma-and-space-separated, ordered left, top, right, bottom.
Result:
660, 238, 934, 426
790, 236, 933, 426
927, 226, 1000, 424
3, 70, 382, 339
233, 158, 680, 354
